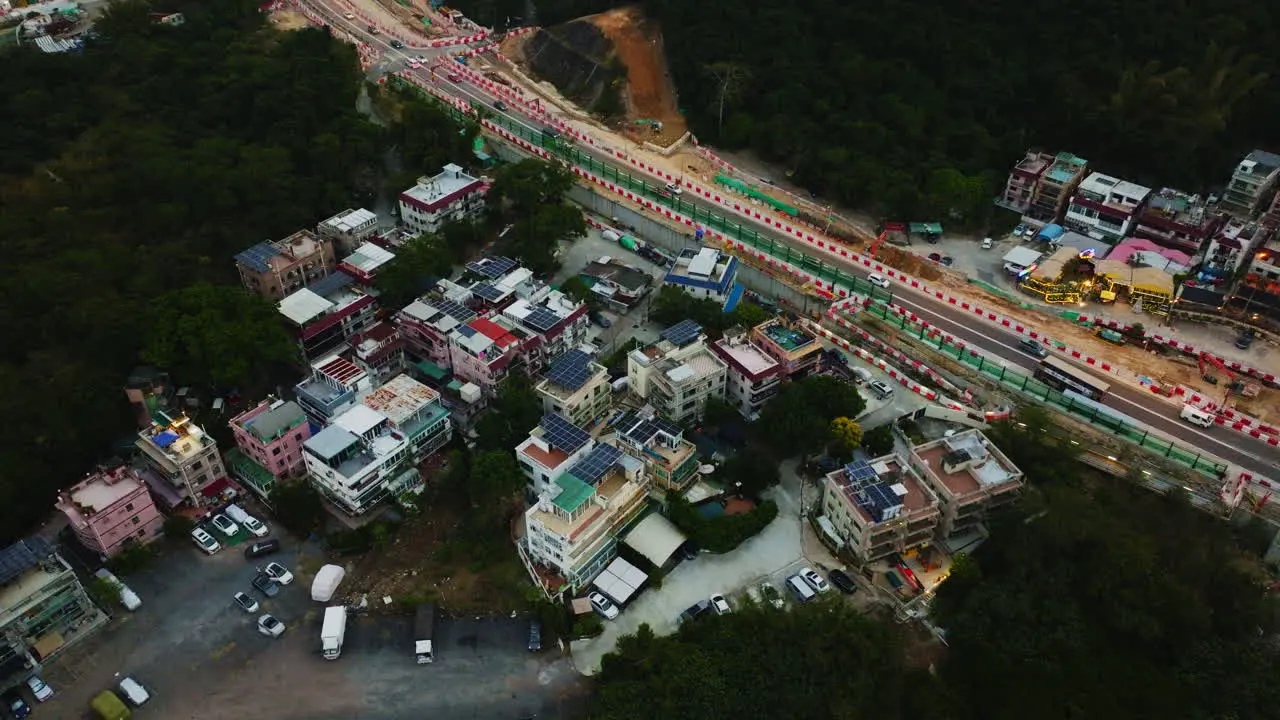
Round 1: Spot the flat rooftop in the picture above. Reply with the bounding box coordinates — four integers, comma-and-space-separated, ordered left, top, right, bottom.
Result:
1079, 172, 1151, 203
67, 468, 142, 512
360, 374, 440, 426
236, 400, 307, 444
321, 208, 376, 233
138, 414, 213, 462
279, 285, 367, 326
714, 337, 779, 376
342, 242, 396, 274
1045, 152, 1087, 184
913, 431, 1022, 497
402, 163, 483, 211
759, 322, 816, 353
829, 457, 936, 525
519, 436, 572, 470
1014, 151, 1053, 176
535, 470, 637, 539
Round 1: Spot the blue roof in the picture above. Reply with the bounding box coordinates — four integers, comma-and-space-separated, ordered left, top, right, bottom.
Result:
664, 256, 738, 295
153, 430, 180, 448
307, 270, 354, 297
234, 242, 281, 273
1037, 224, 1065, 240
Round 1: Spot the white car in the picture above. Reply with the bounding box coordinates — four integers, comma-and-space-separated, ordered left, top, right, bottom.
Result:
26, 676, 53, 702
233, 592, 259, 613
210, 514, 239, 538
264, 562, 294, 585
93, 568, 141, 611
407, 59, 421, 69
257, 614, 286, 638
343, 12, 354, 19
190, 527, 221, 554
710, 594, 731, 615
981, 237, 993, 249
117, 677, 149, 707
588, 591, 620, 620
240, 515, 267, 538
799, 567, 831, 593
664, 182, 683, 195
867, 273, 890, 289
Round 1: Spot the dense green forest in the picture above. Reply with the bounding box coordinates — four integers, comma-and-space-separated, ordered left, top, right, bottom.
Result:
0, 0, 390, 541
592, 419, 1280, 719
463, 0, 1280, 223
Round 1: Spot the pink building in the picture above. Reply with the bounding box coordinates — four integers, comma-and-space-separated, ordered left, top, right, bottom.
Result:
56, 466, 164, 557
229, 398, 312, 487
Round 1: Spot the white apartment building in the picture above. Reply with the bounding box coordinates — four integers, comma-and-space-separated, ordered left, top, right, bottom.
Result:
907, 430, 1025, 538
663, 247, 739, 303
710, 329, 782, 419
398, 163, 487, 236
627, 320, 727, 425
317, 208, 379, 256
134, 411, 226, 510
1064, 172, 1152, 242
302, 374, 452, 516
535, 349, 612, 428
1220, 150, 1280, 219
516, 413, 595, 497
294, 354, 375, 426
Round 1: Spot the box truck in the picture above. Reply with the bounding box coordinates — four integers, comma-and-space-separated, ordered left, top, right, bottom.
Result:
321, 606, 347, 660
414, 602, 437, 664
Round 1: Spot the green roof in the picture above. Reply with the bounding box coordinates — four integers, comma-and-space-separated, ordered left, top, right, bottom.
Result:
447, 379, 464, 391
415, 360, 449, 380
552, 474, 595, 513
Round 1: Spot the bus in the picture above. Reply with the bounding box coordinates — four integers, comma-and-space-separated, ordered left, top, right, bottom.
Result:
1035, 356, 1111, 400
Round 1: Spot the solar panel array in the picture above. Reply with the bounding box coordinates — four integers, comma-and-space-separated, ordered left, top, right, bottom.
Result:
430, 298, 476, 323
618, 411, 659, 445
844, 459, 877, 484
306, 269, 354, 297
472, 282, 505, 302
524, 306, 561, 333
661, 319, 702, 347
467, 256, 517, 279
546, 350, 594, 390
654, 418, 682, 438
843, 460, 903, 523
568, 443, 623, 485
0, 536, 54, 586
234, 242, 282, 273
540, 413, 590, 453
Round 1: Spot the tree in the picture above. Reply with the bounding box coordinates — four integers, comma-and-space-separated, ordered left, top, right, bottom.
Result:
701, 396, 738, 430
271, 482, 327, 538
486, 159, 585, 274
828, 416, 862, 457
468, 450, 523, 512
375, 232, 456, 308
729, 301, 771, 330
754, 376, 866, 457
141, 282, 298, 389
560, 275, 597, 307
472, 375, 542, 453
861, 424, 894, 456
719, 446, 779, 498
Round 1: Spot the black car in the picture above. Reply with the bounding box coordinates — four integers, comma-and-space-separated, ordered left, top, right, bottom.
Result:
390, 39, 404, 49
828, 569, 858, 595
527, 620, 542, 652
1236, 330, 1256, 350
679, 600, 712, 624
4, 691, 31, 720
590, 312, 612, 329
252, 573, 281, 598
493, 100, 508, 112
244, 539, 281, 559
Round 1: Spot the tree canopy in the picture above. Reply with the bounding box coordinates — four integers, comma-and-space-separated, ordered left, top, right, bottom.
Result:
486, 158, 586, 275
754, 375, 866, 456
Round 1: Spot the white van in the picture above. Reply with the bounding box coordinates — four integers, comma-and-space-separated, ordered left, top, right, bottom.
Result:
117, 677, 150, 706
786, 575, 816, 603
1179, 404, 1215, 428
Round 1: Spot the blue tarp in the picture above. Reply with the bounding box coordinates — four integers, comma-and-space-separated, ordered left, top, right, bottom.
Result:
153, 430, 180, 448
1037, 224, 1065, 241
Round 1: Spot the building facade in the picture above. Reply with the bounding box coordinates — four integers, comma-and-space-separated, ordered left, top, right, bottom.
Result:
907, 430, 1025, 538
663, 247, 739, 302
1132, 188, 1224, 254
278, 271, 377, 360
627, 321, 727, 425
338, 242, 396, 286
398, 163, 487, 236
134, 411, 225, 510
0, 537, 108, 689
820, 455, 941, 563
996, 149, 1055, 215
302, 374, 452, 516
294, 355, 374, 426
1025, 152, 1089, 223
350, 321, 408, 385
515, 414, 596, 497
710, 330, 782, 419
227, 398, 312, 499
1063, 172, 1152, 242
234, 230, 337, 300
1219, 150, 1280, 219
55, 466, 164, 558
535, 349, 613, 428
317, 208, 379, 257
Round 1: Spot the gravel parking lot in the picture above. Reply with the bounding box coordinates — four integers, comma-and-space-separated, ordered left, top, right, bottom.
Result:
38, 532, 587, 720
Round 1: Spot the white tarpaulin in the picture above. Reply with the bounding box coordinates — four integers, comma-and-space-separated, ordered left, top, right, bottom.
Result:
311, 564, 345, 602
592, 557, 648, 604
623, 513, 687, 568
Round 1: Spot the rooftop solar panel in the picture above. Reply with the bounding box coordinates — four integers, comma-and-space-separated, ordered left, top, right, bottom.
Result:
467, 256, 517, 279
653, 418, 682, 437
545, 350, 593, 390
540, 413, 590, 453
0, 536, 55, 586
234, 242, 282, 273
623, 417, 659, 445
472, 282, 505, 302
524, 307, 561, 333
306, 270, 354, 297
430, 298, 476, 323
844, 459, 877, 484
568, 444, 623, 485
661, 319, 702, 347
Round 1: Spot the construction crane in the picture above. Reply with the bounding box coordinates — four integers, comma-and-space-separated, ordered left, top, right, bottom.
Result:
1197, 351, 1260, 404
868, 230, 888, 259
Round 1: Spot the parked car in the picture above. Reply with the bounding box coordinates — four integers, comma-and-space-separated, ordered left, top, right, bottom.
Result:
869, 380, 894, 399
4, 690, 30, 719
710, 594, 732, 615
679, 599, 712, 624
1013, 223, 1028, 238
939, 256, 954, 266
590, 311, 612, 329
263, 562, 294, 585
343, 12, 354, 19
981, 237, 993, 249
244, 539, 281, 559
849, 367, 873, 385
828, 569, 858, 595
1018, 338, 1050, 359
233, 592, 259, 613
252, 574, 280, 598
93, 568, 142, 611
527, 620, 542, 652
25, 677, 52, 703
799, 567, 831, 593
117, 676, 149, 706
664, 182, 683, 196
226, 504, 268, 537
1236, 330, 1256, 350
190, 527, 221, 554
210, 514, 239, 538
867, 273, 890, 289
588, 591, 619, 620
257, 614, 286, 638
760, 583, 785, 609
928, 252, 942, 263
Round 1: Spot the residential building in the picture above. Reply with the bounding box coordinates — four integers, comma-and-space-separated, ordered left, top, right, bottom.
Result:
398, 163, 487, 236
278, 271, 376, 360
1026, 152, 1089, 223
234, 229, 337, 300
499, 292, 589, 366
122, 366, 173, 429
663, 247, 739, 303
820, 455, 941, 563
447, 316, 528, 396
1264, 187, 1280, 229
580, 258, 652, 310
536, 349, 612, 428
1064, 172, 1152, 242
519, 441, 649, 594
751, 317, 822, 378
350, 321, 408, 385
0, 537, 107, 689
606, 409, 700, 492
1132, 188, 1225, 254
463, 256, 536, 309
396, 296, 478, 384
1203, 219, 1272, 278
516, 413, 597, 497
338, 241, 396, 285
294, 354, 374, 426
302, 374, 452, 516
710, 329, 782, 419
996, 149, 1055, 215
1244, 238, 1280, 287
317, 208, 379, 256
135, 411, 225, 510
55, 465, 163, 558
1219, 150, 1280, 219
627, 320, 727, 425
907, 430, 1025, 538
226, 398, 312, 499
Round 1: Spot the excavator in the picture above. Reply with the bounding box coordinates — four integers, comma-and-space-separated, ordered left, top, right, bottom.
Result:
1198, 351, 1261, 403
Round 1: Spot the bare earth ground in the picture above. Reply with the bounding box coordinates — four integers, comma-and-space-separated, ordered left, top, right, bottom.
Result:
587, 6, 687, 147
269, 9, 310, 31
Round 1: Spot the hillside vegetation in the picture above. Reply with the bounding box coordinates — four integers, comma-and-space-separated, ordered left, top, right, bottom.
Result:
466, 0, 1280, 225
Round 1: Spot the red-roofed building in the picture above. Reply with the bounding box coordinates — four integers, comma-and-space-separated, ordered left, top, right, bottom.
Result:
448, 316, 531, 396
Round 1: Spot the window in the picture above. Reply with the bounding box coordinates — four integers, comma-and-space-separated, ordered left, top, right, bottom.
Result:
131, 516, 141, 525
192, 461, 204, 471
125, 503, 134, 512
295, 432, 304, 441
137, 529, 147, 538
272, 447, 282, 456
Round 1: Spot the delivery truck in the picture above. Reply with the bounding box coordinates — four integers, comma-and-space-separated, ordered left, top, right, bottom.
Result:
414, 602, 437, 664
321, 606, 347, 660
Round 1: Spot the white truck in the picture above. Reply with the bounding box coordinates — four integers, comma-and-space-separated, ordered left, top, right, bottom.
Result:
321, 606, 347, 660
414, 602, 437, 664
